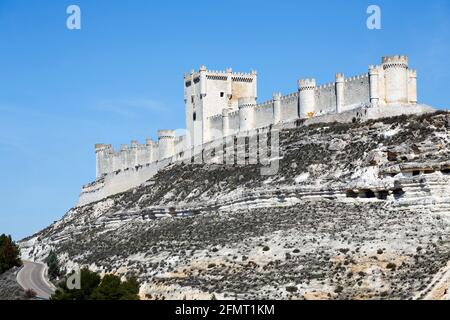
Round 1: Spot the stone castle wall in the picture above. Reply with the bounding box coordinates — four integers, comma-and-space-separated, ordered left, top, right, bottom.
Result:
83, 55, 421, 206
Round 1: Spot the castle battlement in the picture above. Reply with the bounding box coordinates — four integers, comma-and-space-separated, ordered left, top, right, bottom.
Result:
91, 55, 420, 189
298, 79, 317, 90
238, 97, 257, 108
184, 66, 256, 80
382, 55, 408, 65
209, 114, 223, 120
157, 130, 176, 139
279, 92, 299, 101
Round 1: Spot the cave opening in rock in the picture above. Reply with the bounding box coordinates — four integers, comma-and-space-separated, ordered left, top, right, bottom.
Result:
376, 190, 389, 200
360, 189, 376, 198
393, 188, 405, 199
346, 190, 358, 198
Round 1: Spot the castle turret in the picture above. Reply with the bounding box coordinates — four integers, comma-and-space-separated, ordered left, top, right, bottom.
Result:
199, 65, 207, 97
120, 144, 129, 169
335, 74, 345, 113
129, 140, 138, 167
238, 97, 256, 131
146, 138, 155, 163
226, 68, 232, 98
408, 69, 417, 104
298, 78, 316, 118
95, 144, 112, 178
184, 66, 257, 146
252, 70, 258, 99
158, 130, 176, 160
369, 65, 380, 108
273, 92, 282, 124
382, 55, 409, 104
222, 108, 231, 137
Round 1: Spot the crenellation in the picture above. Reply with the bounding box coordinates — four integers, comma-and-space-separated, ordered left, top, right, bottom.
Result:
86, 55, 424, 205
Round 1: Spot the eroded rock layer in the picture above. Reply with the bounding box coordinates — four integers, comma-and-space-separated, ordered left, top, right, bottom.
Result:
21, 111, 450, 299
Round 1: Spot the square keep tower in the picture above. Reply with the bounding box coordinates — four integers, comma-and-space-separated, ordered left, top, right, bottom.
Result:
184, 66, 257, 146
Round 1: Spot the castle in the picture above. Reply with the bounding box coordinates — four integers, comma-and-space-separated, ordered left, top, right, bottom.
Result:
79, 55, 430, 206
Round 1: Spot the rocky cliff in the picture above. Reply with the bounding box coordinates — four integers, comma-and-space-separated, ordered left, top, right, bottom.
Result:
20, 110, 450, 300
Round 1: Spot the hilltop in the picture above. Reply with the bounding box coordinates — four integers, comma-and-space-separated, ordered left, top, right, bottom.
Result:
20, 111, 450, 300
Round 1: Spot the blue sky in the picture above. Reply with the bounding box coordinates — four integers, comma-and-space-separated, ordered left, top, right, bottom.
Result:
0, 0, 449, 240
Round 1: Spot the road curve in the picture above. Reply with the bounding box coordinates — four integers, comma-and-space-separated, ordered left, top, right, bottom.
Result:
17, 261, 56, 299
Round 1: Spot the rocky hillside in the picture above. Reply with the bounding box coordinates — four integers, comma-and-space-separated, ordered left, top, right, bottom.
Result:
0, 268, 26, 300
20, 110, 450, 299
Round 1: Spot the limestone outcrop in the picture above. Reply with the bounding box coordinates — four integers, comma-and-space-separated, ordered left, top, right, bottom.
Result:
20, 111, 450, 300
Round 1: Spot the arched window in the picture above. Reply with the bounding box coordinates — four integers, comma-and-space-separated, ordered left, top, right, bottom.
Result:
193, 112, 197, 121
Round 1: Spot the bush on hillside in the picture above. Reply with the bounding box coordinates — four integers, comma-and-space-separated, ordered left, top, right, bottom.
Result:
0, 234, 22, 274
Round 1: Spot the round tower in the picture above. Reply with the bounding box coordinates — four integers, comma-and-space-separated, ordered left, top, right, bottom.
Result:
120, 144, 129, 169
146, 138, 155, 163
273, 92, 282, 124
368, 66, 380, 108
238, 97, 256, 131
382, 55, 409, 104
298, 78, 316, 118
222, 108, 231, 137
157, 130, 176, 160
335, 74, 344, 113
95, 144, 111, 178
408, 69, 417, 104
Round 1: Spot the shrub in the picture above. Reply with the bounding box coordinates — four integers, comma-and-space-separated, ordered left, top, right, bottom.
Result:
45, 251, 60, 280
0, 234, 22, 274
286, 286, 298, 293
386, 263, 397, 270
24, 289, 37, 299
51, 268, 139, 300
334, 286, 344, 294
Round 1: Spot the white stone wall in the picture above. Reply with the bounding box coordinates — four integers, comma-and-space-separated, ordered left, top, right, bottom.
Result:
343, 74, 370, 109
316, 83, 337, 115
184, 67, 256, 146
238, 97, 257, 131
208, 115, 223, 141
382, 55, 409, 104
254, 101, 274, 128
184, 73, 202, 147
279, 93, 299, 121
158, 130, 176, 160
298, 79, 317, 118
228, 110, 240, 135
84, 55, 423, 206
408, 69, 417, 104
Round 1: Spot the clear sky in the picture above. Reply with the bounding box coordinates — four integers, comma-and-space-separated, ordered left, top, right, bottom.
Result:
0, 0, 449, 240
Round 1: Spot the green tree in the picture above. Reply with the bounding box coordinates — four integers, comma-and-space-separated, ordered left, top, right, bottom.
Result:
51, 268, 139, 300
90, 274, 122, 300
118, 277, 140, 300
0, 234, 22, 274
45, 251, 60, 280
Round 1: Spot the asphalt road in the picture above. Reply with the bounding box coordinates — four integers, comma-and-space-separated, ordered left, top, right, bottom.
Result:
16, 261, 56, 299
